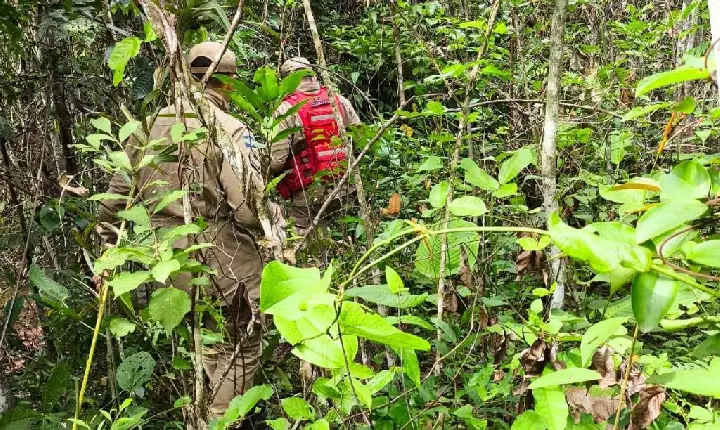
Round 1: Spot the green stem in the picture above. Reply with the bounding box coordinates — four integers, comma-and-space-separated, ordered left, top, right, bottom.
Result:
661, 316, 720, 331
651, 263, 720, 298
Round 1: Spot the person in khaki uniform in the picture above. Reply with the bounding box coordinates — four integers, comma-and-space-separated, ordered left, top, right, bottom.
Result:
97, 42, 273, 420
269, 57, 361, 234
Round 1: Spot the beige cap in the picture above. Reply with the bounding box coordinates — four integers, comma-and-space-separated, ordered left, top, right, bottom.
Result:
280, 56, 313, 77
187, 42, 237, 74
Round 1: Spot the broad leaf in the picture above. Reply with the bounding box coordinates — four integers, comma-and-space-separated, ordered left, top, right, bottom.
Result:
152, 190, 186, 214
635, 199, 707, 244
109, 271, 151, 296
528, 368, 602, 389
621, 102, 672, 121
279, 69, 313, 98
117, 205, 152, 234
398, 347, 421, 386
631, 271, 679, 333
448, 196, 487, 217
428, 181, 450, 208
260, 261, 327, 311
512, 410, 546, 430
148, 287, 191, 332
340, 302, 430, 350
685, 240, 720, 268
418, 156, 443, 171
635, 65, 710, 97
292, 335, 356, 369
659, 160, 710, 201
533, 385, 568, 430
281, 397, 314, 421
254, 67, 280, 102
693, 334, 720, 359
460, 158, 499, 191
151, 259, 181, 284
385, 266, 405, 294
223, 385, 274, 423
28, 264, 69, 303
344, 285, 426, 308
498, 147, 533, 184
119, 121, 140, 143
91, 117, 113, 134
580, 317, 627, 367
648, 359, 720, 398
415, 219, 479, 278
116, 352, 155, 394
108, 37, 142, 86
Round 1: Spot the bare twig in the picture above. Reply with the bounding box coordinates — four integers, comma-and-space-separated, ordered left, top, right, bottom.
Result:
200, 0, 246, 87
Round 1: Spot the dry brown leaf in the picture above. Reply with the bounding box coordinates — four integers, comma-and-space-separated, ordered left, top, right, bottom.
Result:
493, 369, 506, 382
629, 386, 666, 430
59, 174, 89, 197
380, 192, 401, 217
519, 338, 548, 377
550, 343, 566, 370
592, 345, 618, 388
566, 387, 621, 423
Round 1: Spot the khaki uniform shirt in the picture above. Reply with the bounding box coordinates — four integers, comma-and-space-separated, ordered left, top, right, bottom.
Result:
98, 88, 264, 306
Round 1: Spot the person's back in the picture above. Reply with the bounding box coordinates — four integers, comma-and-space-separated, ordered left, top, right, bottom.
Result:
97, 42, 267, 420
270, 57, 361, 235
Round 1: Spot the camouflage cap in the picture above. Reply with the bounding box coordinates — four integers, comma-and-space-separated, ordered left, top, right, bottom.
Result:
187, 42, 237, 75
280, 56, 313, 77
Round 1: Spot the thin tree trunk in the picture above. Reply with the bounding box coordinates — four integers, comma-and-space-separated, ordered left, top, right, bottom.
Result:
708, 0, 720, 101
48, 44, 77, 174
392, 3, 406, 107
540, 0, 569, 310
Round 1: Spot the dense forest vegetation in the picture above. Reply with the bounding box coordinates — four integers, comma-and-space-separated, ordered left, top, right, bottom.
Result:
2, 0, 720, 428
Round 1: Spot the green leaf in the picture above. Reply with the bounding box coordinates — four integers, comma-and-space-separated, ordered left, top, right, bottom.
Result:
592, 266, 636, 295
28, 264, 69, 303
89, 192, 129, 201
415, 219, 479, 278
119, 120, 140, 143
118, 205, 152, 233
91, 117, 113, 134
685, 240, 720, 268
659, 160, 710, 201
116, 352, 155, 394
281, 397, 314, 421
340, 302, 431, 350
143, 20, 157, 42
304, 419, 330, 430
694, 334, 720, 359
459, 158, 500, 191
109, 318, 136, 337
448, 196, 487, 217
672, 97, 696, 114
580, 317, 627, 367
224, 385, 274, 423
621, 102, 672, 121
418, 156, 443, 171
279, 69, 313, 98
428, 181, 450, 208
170, 123, 185, 143
109, 271, 151, 296
344, 285, 427, 308
152, 190, 186, 215
148, 287, 191, 332
635, 199, 707, 244
108, 151, 132, 172
266, 418, 290, 430
533, 386, 568, 430
493, 183, 518, 198
648, 359, 720, 398
292, 335, 356, 369
108, 37, 142, 86
453, 404, 487, 429
385, 266, 405, 294
399, 347, 421, 386
254, 67, 280, 102
151, 259, 181, 284
42, 362, 70, 409
260, 261, 327, 311
512, 410, 546, 430
424, 101, 445, 115
498, 147, 533, 184
631, 271, 679, 333
517, 236, 551, 251
386, 315, 434, 330
635, 65, 710, 97
174, 395, 192, 408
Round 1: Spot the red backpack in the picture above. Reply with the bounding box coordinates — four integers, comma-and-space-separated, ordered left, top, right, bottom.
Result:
276, 87, 348, 199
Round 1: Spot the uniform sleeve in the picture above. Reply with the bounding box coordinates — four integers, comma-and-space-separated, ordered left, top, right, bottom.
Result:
339, 95, 361, 126
268, 101, 296, 175
219, 121, 263, 229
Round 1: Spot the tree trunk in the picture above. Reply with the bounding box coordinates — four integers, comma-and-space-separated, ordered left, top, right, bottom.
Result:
708, 0, 720, 100
540, 0, 569, 310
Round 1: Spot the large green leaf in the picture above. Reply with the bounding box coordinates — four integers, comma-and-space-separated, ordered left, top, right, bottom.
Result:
512, 411, 546, 430
428, 181, 451, 208
648, 359, 720, 398
460, 158, 499, 191
109, 318, 136, 338
385, 266, 405, 294
592, 266, 636, 295
279, 70, 313, 98
281, 397, 315, 421
635, 199, 707, 244
621, 102, 672, 121
254, 67, 280, 102
398, 347, 421, 386
151, 259, 181, 284
580, 317, 627, 367
292, 335, 356, 369
631, 271, 679, 333
109, 271, 151, 297
116, 352, 155, 395
108, 36, 142, 86
148, 287, 191, 332
418, 156, 444, 172
28, 264, 69, 303
685, 240, 720, 268
210, 384, 274, 430
498, 147, 533, 184
117, 205, 152, 234
528, 368, 602, 389
260, 261, 327, 311
414, 219, 479, 278
344, 285, 427, 308
659, 160, 711, 201
693, 334, 720, 359
635, 66, 710, 97
533, 386, 568, 430
448, 196, 487, 217
340, 302, 430, 351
